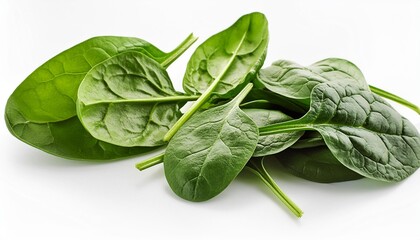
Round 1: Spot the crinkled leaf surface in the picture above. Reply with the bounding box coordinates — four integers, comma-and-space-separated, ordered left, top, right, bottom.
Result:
183, 12, 268, 98
254, 58, 368, 105
260, 81, 420, 182
164, 84, 258, 201
5, 36, 188, 159
77, 51, 189, 147
243, 108, 303, 157
276, 146, 363, 183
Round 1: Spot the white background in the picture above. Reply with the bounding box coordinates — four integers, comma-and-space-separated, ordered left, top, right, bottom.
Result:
1, 0, 420, 239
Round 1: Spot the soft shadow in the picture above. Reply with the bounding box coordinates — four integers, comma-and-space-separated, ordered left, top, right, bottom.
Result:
263, 157, 398, 194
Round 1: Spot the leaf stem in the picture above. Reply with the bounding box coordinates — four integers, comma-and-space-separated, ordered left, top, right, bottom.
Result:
370, 85, 420, 115
161, 33, 198, 68
259, 119, 312, 136
84, 95, 199, 105
163, 31, 249, 142
246, 158, 303, 218
136, 153, 164, 171
232, 83, 254, 106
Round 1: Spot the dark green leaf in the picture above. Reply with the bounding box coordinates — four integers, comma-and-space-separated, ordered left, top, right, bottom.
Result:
254, 58, 368, 106
276, 146, 363, 183
164, 12, 269, 141
183, 12, 269, 98
164, 84, 258, 201
260, 81, 420, 182
243, 108, 303, 157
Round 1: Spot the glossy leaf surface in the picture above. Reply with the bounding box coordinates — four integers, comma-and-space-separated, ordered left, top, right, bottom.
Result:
164, 84, 258, 201
164, 12, 269, 141
183, 12, 269, 98
6, 35, 195, 159
77, 52, 195, 147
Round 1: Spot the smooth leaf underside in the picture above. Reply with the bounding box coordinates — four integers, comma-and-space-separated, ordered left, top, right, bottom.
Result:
183, 12, 269, 97
5, 37, 177, 159
243, 108, 303, 157
255, 58, 369, 105
306, 81, 420, 181
77, 52, 184, 147
164, 101, 258, 201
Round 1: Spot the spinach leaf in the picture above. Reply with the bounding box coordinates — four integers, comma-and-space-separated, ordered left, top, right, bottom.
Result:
254, 58, 369, 107
164, 12, 269, 141
313, 58, 419, 114
259, 81, 420, 182
310, 58, 368, 87
256, 58, 420, 114
164, 83, 258, 201
77, 51, 198, 147
5, 35, 197, 159
314, 58, 419, 114
242, 108, 303, 157
276, 146, 363, 183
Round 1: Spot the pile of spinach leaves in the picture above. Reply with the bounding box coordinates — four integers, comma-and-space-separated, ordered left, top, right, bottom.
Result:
5, 12, 420, 218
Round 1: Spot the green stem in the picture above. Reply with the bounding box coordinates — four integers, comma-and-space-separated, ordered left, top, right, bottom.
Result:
163, 32, 248, 142
259, 119, 312, 136
246, 158, 303, 218
232, 83, 254, 106
370, 85, 420, 115
161, 33, 198, 68
85, 95, 199, 105
136, 153, 164, 171
163, 81, 218, 141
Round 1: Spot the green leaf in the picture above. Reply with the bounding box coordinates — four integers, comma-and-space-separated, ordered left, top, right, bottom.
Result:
164, 12, 269, 141
242, 108, 303, 157
254, 58, 369, 106
276, 146, 363, 183
260, 81, 420, 182
310, 58, 368, 87
256, 58, 420, 114
164, 83, 258, 201
5, 35, 197, 159
183, 12, 268, 97
77, 51, 198, 147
